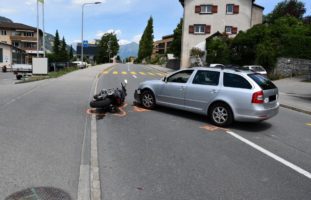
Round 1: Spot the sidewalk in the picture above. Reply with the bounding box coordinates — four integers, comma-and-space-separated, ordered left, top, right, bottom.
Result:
273, 76, 311, 115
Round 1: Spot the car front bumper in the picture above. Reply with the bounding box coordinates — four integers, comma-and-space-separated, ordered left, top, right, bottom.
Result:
134, 89, 142, 104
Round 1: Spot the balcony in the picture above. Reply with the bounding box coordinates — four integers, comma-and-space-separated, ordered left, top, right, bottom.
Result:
10, 35, 37, 42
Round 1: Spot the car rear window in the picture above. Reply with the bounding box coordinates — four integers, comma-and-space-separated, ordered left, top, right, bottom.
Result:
224, 73, 252, 89
248, 74, 276, 90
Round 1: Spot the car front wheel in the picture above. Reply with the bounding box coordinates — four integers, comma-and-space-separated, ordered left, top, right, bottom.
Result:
141, 90, 155, 109
209, 103, 233, 127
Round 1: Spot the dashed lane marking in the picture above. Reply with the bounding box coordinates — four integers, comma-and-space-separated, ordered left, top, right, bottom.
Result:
148, 72, 155, 76
130, 72, 137, 75
139, 72, 146, 75
306, 123, 311, 127
113, 71, 118, 75
121, 71, 128, 75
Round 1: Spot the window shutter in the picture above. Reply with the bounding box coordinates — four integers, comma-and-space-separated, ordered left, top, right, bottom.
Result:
195, 5, 201, 13
232, 27, 238, 34
189, 25, 194, 34
212, 5, 218, 13
205, 25, 211, 34
233, 5, 239, 14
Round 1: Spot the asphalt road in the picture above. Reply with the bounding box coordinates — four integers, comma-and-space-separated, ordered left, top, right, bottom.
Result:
0, 64, 310, 199
96, 64, 311, 200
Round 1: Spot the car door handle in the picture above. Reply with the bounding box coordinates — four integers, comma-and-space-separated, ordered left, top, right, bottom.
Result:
211, 89, 218, 94
180, 86, 186, 90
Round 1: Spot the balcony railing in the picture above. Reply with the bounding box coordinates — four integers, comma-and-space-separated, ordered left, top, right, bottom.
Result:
10, 35, 37, 42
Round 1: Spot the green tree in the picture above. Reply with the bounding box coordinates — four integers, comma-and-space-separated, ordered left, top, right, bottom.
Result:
96, 32, 119, 64
53, 30, 61, 55
59, 37, 68, 62
169, 18, 183, 58
255, 41, 277, 73
206, 37, 230, 64
266, 0, 306, 23
138, 17, 154, 62
69, 45, 74, 61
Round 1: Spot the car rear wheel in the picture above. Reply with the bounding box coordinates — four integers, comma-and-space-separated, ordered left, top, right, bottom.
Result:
209, 103, 233, 127
141, 90, 155, 109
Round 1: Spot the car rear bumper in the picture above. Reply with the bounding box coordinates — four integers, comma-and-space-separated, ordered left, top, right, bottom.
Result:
235, 103, 280, 122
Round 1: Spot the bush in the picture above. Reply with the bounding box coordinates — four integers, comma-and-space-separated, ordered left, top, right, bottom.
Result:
206, 37, 230, 64
190, 48, 205, 57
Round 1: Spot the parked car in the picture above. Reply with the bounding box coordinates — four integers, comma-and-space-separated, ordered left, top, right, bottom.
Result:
243, 65, 267, 77
134, 67, 279, 127
71, 61, 90, 69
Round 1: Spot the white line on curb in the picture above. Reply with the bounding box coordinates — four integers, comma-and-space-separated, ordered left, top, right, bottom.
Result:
226, 131, 311, 179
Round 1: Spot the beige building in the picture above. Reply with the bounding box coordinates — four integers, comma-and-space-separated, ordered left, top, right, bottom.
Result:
152, 34, 174, 58
179, 0, 264, 68
0, 42, 26, 69
0, 21, 43, 67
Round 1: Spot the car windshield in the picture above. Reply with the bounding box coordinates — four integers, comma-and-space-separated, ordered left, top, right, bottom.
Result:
248, 73, 276, 90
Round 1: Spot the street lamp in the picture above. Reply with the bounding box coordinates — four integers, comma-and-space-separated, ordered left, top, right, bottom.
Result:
81, 2, 101, 66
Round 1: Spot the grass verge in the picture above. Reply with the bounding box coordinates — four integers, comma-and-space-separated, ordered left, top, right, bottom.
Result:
16, 67, 79, 84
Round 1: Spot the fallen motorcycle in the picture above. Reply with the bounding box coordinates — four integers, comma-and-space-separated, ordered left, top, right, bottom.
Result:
90, 80, 128, 112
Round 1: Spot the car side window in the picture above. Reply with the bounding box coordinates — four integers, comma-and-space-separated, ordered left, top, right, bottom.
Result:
193, 70, 220, 86
167, 70, 194, 83
224, 73, 252, 89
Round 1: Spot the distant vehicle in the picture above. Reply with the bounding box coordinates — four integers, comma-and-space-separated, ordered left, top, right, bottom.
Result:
71, 61, 90, 69
12, 64, 32, 80
134, 67, 279, 127
243, 65, 267, 77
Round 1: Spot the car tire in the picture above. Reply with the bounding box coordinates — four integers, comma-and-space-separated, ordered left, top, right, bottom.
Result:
141, 90, 156, 109
209, 103, 233, 127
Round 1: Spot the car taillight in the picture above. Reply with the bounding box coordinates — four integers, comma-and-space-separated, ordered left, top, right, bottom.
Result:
252, 91, 264, 104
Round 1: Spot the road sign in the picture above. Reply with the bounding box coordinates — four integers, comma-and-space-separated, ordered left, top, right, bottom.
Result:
83, 40, 89, 48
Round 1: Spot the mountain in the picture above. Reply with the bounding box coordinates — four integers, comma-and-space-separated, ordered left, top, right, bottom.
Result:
0, 16, 13, 23
118, 42, 139, 60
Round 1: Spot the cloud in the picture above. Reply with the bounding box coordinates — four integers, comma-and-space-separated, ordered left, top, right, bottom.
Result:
132, 34, 142, 43
96, 29, 122, 38
119, 39, 130, 45
0, 8, 16, 14
72, 0, 107, 5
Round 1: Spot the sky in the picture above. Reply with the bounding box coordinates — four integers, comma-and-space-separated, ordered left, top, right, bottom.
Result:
0, 0, 310, 46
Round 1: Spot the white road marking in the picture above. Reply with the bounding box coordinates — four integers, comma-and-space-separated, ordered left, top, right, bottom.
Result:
132, 75, 137, 79
127, 64, 130, 72
226, 131, 311, 179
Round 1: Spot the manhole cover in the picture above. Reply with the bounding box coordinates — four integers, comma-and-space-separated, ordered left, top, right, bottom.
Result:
5, 187, 71, 200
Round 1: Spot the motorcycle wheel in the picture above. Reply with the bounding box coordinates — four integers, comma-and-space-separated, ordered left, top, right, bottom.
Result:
90, 98, 112, 109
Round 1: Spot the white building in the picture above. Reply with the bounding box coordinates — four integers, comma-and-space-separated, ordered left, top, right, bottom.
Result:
179, 0, 264, 68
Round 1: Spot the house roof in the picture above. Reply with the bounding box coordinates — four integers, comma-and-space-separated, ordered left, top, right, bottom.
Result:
179, 0, 263, 9
0, 21, 41, 32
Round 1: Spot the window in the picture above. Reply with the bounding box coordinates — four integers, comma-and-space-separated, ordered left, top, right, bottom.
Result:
24, 32, 34, 37
0, 30, 7, 35
167, 70, 194, 83
193, 71, 220, 86
0, 48, 3, 63
224, 73, 252, 89
225, 26, 232, 34
226, 4, 234, 14
194, 25, 205, 34
201, 5, 212, 14
248, 74, 277, 90
13, 42, 19, 47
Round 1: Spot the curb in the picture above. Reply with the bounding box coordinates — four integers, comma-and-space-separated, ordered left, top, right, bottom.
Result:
280, 104, 311, 115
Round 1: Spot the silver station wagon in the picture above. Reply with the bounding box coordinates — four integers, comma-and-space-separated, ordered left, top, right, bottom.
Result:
134, 67, 279, 126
